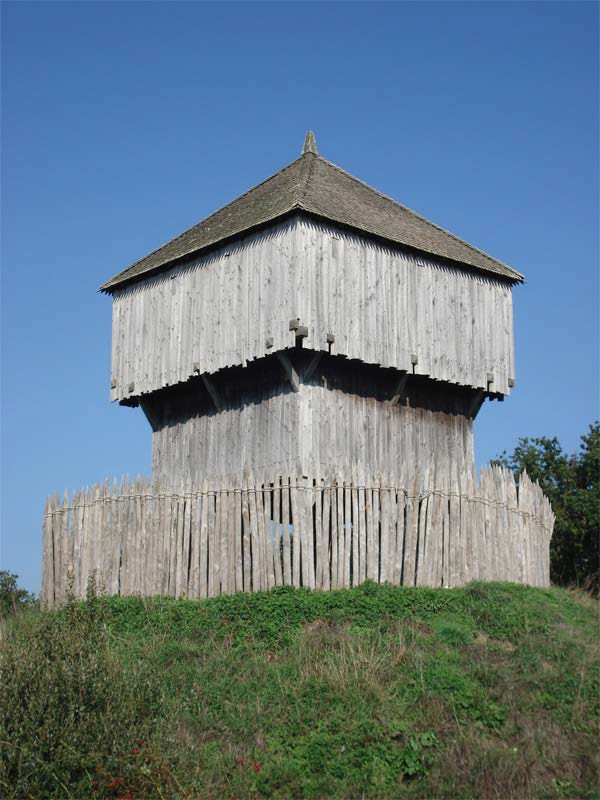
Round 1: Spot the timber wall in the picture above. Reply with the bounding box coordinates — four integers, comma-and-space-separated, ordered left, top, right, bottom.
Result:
41, 467, 554, 608
151, 382, 475, 487
110, 216, 515, 402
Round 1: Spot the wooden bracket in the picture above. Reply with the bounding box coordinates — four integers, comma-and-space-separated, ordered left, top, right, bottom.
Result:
303, 352, 323, 382
277, 352, 300, 392
468, 389, 486, 419
295, 325, 308, 347
390, 371, 408, 406
139, 400, 161, 432
201, 375, 224, 412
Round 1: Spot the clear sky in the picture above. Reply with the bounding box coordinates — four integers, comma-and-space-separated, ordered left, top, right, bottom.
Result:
2, 1, 598, 593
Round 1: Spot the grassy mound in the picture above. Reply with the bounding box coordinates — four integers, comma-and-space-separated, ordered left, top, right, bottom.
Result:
1, 582, 598, 799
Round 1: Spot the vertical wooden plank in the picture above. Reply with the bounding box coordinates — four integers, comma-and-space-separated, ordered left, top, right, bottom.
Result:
365, 478, 375, 582
291, 475, 301, 587
183, 484, 192, 597
380, 474, 390, 584
322, 471, 331, 591
335, 475, 344, 588
241, 472, 251, 592
174, 484, 185, 597
343, 477, 352, 588
373, 474, 382, 583
263, 476, 276, 590
59, 490, 69, 604
101, 478, 111, 595
117, 480, 127, 597
41, 496, 51, 609
219, 481, 231, 595
133, 476, 142, 595
187, 487, 198, 599
314, 475, 323, 589
403, 476, 418, 587
168, 486, 179, 596
226, 480, 236, 595
155, 483, 165, 596
255, 474, 267, 591
199, 480, 209, 598
281, 474, 292, 586
235, 483, 244, 592
351, 472, 359, 587
249, 471, 261, 591
296, 475, 307, 588
50, 493, 60, 607
448, 460, 460, 587
394, 486, 406, 588
109, 479, 120, 596
357, 464, 367, 585
214, 483, 224, 595
207, 485, 218, 597
307, 476, 317, 590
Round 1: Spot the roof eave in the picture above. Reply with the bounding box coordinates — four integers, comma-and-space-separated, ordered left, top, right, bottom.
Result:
295, 205, 524, 284
99, 205, 304, 294
101, 204, 523, 294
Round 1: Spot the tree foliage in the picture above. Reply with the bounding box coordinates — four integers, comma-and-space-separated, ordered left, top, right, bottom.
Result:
0, 571, 37, 620
494, 422, 599, 589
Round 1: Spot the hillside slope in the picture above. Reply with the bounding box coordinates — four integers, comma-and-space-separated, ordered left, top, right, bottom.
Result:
1, 582, 598, 799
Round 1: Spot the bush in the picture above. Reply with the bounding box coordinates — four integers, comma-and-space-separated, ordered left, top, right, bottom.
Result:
0, 576, 164, 799
0, 571, 36, 620
494, 422, 599, 589
1, 582, 597, 799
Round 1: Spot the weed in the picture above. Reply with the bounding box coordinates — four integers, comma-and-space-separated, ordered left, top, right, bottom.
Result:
1, 581, 597, 799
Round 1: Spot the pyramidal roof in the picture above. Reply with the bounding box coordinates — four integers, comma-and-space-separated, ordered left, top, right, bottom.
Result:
101, 132, 523, 291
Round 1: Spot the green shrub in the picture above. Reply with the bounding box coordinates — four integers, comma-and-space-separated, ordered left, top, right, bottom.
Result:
0, 576, 163, 799
0, 571, 36, 620
1, 581, 597, 799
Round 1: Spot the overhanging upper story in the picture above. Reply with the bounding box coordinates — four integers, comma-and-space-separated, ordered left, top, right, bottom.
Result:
103, 134, 521, 403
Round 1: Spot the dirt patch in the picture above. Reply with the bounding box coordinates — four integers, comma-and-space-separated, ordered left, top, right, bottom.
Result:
475, 632, 515, 652
303, 619, 347, 635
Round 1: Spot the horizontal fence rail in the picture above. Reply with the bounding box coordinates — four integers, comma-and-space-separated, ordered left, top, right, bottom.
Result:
41, 467, 554, 608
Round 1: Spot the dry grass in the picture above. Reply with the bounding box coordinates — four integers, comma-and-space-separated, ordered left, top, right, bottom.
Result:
1, 581, 598, 799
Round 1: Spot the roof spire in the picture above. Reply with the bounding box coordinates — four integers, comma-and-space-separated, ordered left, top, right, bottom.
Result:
302, 130, 318, 155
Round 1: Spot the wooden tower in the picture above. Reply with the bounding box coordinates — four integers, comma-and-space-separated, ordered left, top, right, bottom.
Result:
102, 132, 520, 492
40, 132, 555, 607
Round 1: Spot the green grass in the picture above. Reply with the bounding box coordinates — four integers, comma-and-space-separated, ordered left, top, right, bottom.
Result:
1, 581, 598, 799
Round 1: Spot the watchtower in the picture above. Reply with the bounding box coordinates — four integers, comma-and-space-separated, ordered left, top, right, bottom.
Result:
40, 132, 554, 607
102, 132, 520, 490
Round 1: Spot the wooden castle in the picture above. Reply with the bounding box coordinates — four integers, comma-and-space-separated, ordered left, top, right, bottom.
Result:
41, 133, 555, 606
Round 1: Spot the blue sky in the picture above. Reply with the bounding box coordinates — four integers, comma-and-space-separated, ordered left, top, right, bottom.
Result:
2, 1, 598, 592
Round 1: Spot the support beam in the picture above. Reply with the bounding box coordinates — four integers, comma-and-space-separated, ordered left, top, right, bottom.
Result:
468, 389, 485, 419
140, 400, 161, 432
390, 371, 408, 406
303, 352, 323, 382
276, 352, 300, 392
202, 375, 224, 412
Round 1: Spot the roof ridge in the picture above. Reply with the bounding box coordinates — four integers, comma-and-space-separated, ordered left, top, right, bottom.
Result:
104, 155, 306, 286
298, 151, 317, 204
315, 155, 523, 280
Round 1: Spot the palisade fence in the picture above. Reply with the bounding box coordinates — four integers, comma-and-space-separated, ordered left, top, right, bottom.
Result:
41, 466, 554, 608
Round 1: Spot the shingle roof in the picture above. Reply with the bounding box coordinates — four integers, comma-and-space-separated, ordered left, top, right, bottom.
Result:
101, 137, 523, 291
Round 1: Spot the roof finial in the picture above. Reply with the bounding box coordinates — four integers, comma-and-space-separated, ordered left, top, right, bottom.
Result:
302, 130, 318, 155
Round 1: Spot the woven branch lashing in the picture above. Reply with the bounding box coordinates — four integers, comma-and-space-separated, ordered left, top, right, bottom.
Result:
41, 467, 554, 608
